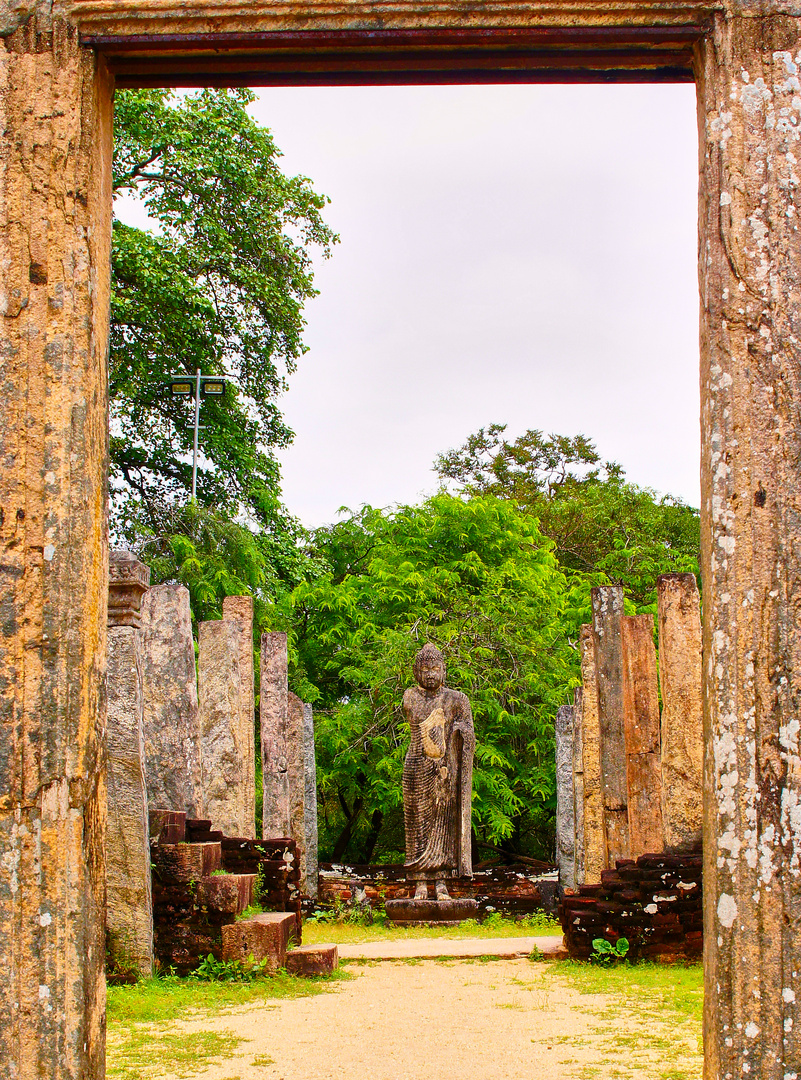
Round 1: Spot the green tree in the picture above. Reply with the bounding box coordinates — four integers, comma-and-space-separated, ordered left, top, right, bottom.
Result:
435, 425, 700, 609
290, 494, 576, 864
110, 88, 337, 535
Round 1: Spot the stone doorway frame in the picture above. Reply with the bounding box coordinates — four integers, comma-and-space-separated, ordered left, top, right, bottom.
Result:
1, 2, 799, 1077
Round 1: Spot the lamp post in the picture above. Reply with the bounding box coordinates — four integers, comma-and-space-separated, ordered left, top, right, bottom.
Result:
169, 370, 228, 501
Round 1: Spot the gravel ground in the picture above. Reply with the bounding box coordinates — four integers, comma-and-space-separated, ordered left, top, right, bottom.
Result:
154, 958, 701, 1080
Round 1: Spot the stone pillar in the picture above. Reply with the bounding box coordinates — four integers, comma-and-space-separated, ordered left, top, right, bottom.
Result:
198, 619, 245, 837
141, 585, 203, 817
572, 687, 585, 887
698, 15, 801, 1078
580, 624, 606, 883
223, 596, 256, 838
555, 704, 576, 889
0, 18, 112, 1078
591, 586, 629, 865
261, 632, 289, 838
106, 552, 153, 979
287, 692, 307, 891
621, 614, 663, 859
303, 703, 319, 899
656, 574, 702, 854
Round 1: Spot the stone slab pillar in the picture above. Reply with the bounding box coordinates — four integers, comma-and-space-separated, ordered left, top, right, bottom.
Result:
621, 614, 663, 859
572, 687, 585, 887
580, 624, 606, 883
141, 584, 203, 818
106, 553, 153, 980
303, 703, 319, 899
0, 18, 112, 1078
656, 574, 702, 854
698, 15, 801, 1077
261, 632, 289, 838
591, 586, 629, 865
555, 704, 576, 889
199, 620, 245, 837
287, 692, 307, 892
223, 596, 256, 838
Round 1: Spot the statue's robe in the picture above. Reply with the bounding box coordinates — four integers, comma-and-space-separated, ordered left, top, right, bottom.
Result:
402, 685, 475, 880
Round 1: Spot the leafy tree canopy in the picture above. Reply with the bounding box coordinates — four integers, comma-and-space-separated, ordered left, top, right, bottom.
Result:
290, 494, 576, 864
435, 424, 700, 608
110, 88, 337, 537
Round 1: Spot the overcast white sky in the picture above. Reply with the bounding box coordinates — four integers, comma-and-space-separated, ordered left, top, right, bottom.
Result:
246, 84, 700, 528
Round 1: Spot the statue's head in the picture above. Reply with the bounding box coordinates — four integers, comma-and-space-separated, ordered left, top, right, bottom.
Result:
413, 642, 446, 691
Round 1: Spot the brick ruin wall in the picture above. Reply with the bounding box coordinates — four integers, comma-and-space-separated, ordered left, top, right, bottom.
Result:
318, 862, 560, 917
149, 811, 302, 975
559, 852, 702, 961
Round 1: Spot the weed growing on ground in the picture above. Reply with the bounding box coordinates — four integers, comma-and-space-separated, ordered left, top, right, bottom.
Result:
303, 909, 560, 944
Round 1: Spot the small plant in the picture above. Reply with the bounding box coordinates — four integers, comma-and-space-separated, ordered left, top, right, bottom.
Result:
191, 953, 270, 982
591, 937, 630, 964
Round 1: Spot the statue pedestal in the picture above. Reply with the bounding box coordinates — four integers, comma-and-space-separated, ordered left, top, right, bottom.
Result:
385, 898, 478, 927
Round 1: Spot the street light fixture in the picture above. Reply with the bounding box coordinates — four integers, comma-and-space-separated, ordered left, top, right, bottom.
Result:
169, 368, 229, 500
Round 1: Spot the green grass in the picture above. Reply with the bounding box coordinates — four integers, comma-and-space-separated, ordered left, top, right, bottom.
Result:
302, 911, 561, 944
107, 970, 347, 1079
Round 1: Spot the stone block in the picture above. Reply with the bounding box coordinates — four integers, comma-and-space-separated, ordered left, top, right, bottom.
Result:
286, 944, 339, 976
109, 549, 151, 629
555, 704, 575, 889
106, 623, 153, 979
221, 912, 297, 972
223, 596, 256, 837
303, 702, 319, 899
385, 898, 478, 925
153, 842, 221, 884
141, 585, 204, 817
261, 632, 290, 837
195, 874, 256, 915
657, 574, 702, 854
287, 692, 307, 891
198, 619, 247, 836
621, 614, 663, 859
591, 586, 629, 866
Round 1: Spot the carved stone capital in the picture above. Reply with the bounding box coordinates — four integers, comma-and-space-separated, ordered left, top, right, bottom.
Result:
109, 549, 151, 628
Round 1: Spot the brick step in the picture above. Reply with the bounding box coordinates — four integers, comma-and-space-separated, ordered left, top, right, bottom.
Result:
196, 873, 256, 915
221, 912, 298, 973
286, 944, 338, 977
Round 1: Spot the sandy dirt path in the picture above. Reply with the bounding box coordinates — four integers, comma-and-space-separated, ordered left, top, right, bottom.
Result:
153, 958, 701, 1080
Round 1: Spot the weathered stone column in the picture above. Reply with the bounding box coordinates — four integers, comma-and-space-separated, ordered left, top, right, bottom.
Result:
223, 596, 256, 838
697, 15, 801, 1078
303, 703, 319, 899
656, 573, 702, 854
198, 619, 245, 837
287, 692, 307, 891
621, 614, 663, 859
141, 584, 204, 817
580, 624, 605, 883
555, 704, 576, 889
0, 16, 112, 1078
591, 587, 629, 865
106, 552, 153, 979
572, 688, 586, 887
261, 632, 289, 838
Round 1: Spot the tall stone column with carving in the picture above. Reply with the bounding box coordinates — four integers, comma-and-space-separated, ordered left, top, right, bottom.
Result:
141, 585, 204, 817
591, 587, 629, 866
621, 614, 663, 859
555, 704, 576, 889
287, 692, 307, 890
261, 632, 290, 838
698, 13, 801, 1077
572, 687, 586, 887
107, 551, 153, 979
303, 703, 319, 899
223, 596, 256, 837
0, 15, 112, 1079
198, 619, 245, 837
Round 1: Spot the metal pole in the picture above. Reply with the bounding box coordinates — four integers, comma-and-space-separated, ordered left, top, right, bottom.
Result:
192, 368, 201, 501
